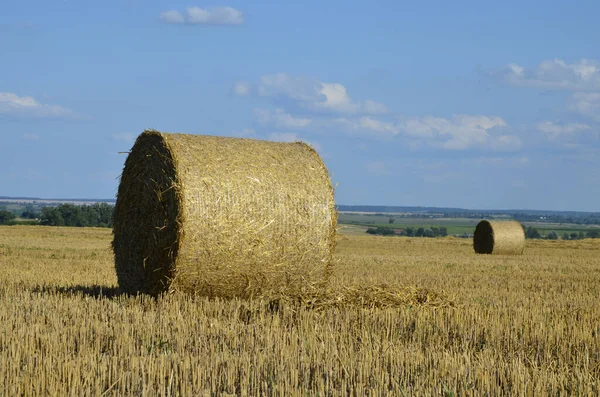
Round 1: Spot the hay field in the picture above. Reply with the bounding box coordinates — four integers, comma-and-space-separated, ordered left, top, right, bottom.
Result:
0, 226, 599, 395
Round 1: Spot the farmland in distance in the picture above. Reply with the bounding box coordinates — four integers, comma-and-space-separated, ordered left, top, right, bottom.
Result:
338, 211, 600, 237
0, 225, 599, 395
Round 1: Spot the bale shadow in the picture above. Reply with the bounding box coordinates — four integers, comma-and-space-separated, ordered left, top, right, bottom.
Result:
32, 284, 123, 299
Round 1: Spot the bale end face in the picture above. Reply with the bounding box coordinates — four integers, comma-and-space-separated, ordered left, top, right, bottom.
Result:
112, 130, 181, 296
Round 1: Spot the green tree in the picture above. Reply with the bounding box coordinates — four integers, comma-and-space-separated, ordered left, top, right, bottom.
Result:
423, 229, 435, 238
570, 232, 579, 240
0, 210, 16, 225
388, 217, 395, 224
525, 226, 541, 239
546, 231, 558, 240
39, 203, 114, 228
21, 207, 39, 219
59, 204, 85, 226
366, 226, 395, 236
562, 233, 570, 240
586, 230, 600, 239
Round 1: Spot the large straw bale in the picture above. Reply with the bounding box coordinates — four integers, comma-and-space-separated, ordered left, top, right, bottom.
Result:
473, 220, 525, 255
112, 130, 337, 297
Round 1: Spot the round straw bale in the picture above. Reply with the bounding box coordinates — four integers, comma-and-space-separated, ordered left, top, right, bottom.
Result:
112, 130, 337, 297
473, 220, 525, 255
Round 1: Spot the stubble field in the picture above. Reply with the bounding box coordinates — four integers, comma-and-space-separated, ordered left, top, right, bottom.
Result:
0, 225, 599, 396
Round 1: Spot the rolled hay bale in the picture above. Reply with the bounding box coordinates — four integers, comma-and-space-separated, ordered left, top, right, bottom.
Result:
112, 129, 337, 297
473, 220, 525, 255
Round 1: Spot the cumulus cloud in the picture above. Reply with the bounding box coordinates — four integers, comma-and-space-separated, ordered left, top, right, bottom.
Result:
160, 10, 185, 24
315, 83, 388, 114
160, 7, 243, 25
232, 81, 251, 96
254, 108, 312, 129
238, 73, 523, 151
536, 121, 593, 140
569, 92, 600, 122
336, 114, 516, 150
0, 92, 73, 119
495, 59, 600, 91
404, 115, 513, 150
256, 73, 388, 115
257, 74, 321, 101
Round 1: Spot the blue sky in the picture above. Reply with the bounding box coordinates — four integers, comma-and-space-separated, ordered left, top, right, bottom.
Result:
1, 0, 599, 211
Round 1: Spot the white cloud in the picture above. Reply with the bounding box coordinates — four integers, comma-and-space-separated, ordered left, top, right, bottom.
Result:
238, 73, 523, 151
0, 92, 73, 118
161, 7, 243, 25
536, 121, 593, 140
337, 114, 515, 150
258, 73, 321, 101
188, 6, 243, 24
492, 134, 523, 149
357, 116, 399, 134
315, 83, 388, 114
569, 92, 600, 122
254, 108, 312, 129
160, 10, 185, 24
256, 73, 387, 115
403, 115, 512, 150
232, 81, 251, 96
496, 59, 600, 91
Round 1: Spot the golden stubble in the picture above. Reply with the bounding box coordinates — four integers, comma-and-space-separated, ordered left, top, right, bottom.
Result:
0, 226, 599, 395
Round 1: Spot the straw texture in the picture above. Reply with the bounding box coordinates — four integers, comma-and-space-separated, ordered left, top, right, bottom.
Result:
112, 130, 337, 297
473, 220, 525, 255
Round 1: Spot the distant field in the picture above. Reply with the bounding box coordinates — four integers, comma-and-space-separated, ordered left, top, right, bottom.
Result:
0, 225, 598, 395
338, 212, 600, 237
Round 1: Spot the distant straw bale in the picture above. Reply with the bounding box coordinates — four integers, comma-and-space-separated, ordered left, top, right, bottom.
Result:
473, 220, 525, 255
112, 130, 337, 297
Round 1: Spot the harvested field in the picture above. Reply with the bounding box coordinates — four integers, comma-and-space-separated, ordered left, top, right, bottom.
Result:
0, 225, 599, 395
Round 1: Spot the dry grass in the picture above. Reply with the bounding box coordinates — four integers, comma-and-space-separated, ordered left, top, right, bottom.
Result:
1, 226, 599, 395
113, 130, 336, 298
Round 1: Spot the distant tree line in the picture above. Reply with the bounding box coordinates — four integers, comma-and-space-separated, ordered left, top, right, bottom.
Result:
0, 210, 16, 225
524, 226, 599, 240
338, 206, 600, 227
40, 203, 114, 228
365, 224, 600, 240
440, 212, 600, 225
366, 226, 448, 238
513, 214, 600, 226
